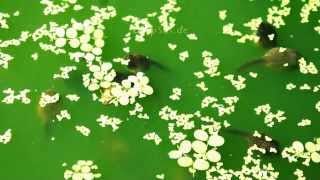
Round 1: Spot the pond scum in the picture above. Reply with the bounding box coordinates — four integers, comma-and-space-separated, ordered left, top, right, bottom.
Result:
1, 0, 320, 179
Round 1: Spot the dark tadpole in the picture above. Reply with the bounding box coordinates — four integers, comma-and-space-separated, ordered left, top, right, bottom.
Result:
237, 47, 302, 72
126, 54, 166, 73
225, 128, 280, 154
114, 71, 134, 83
257, 22, 278, 49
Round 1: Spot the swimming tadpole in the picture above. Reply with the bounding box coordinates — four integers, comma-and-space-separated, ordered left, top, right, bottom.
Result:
126, 54, 167, 73
36, 89, 62, 135
225, 128, 280, 154
237, 47, 302, 72
257, 22, 278, 49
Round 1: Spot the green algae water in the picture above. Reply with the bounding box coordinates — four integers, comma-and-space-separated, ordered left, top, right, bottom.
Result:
1, 0, 320, 179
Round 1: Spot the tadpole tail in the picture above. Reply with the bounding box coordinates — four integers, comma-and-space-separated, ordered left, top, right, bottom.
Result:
236, 58, 264, 73
38, 114, 54, 141
223, 128, 250, 138
150, 59, 168, 71
44, 121, 54, 140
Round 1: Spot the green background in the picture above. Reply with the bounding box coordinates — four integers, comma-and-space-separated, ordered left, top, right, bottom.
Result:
0, 0, 320, 179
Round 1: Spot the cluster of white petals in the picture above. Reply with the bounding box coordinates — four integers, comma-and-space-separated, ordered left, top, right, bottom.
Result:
282, 138, 320, 166
254, 104, 286, 127
2, 88, 31, 104
158, 0, 181, 32
64, 160, 101, 180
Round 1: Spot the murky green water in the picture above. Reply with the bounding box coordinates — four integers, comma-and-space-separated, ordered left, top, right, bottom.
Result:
0, 0, 320, 179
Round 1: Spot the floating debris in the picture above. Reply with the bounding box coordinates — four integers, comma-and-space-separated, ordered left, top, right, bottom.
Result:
186, 33, 198, 40
286, 83, 297, 90
168, 43, 177, 50
0, 129, 12, 144
282, 138, 320, 166
75, 125, 91, 136
63, 160, 101, 180
249, 72, 258, 78
218, 10, 227, 21
200, 51, 221, 77
53, 66, 77, 79
196, 81, 208, 92
297, 119, 312, 127
40, 0, 82, 16
96, 115, 122, 132
155, 173, 165, 180
2, 88, 31, 104
267, 2, 291, 28
294, 169, 306, 180
158, 0, 181, 32
224, 74, 246, 91
255, 104, 287, 127
315, 101, 320, 112
113, 57, 130, 66
178, 51, 189, 62
143, 132, 162, 145
122, 16, 153, 42
298, 57, 319, 74
0, 12, 10, 29
201, 96, 239, 116
31, 53, 39, 61
56, 109, 71, 122
169, 88, 182, 101
129, 103, 149, 120
300, 0, 320, 23
82, 62, 154, 106
222, 23, 242, 37
0, 52, 14, 69
65, 94, 80, 102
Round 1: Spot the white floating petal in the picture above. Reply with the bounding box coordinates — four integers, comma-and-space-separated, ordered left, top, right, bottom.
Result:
206, 149, 221, 163
66, 28, 78, 39
179, 140, 192, 154
177, 156, 193, 167
193, 159, 209, 171
311, 152, 320, 163
69, 39, 80, 48
192, 140, 207, 154
55, 38, 67, 47
208, 134, 225, 147
292, 141, 304, 153
305, 142, 316, 152
119, 95, 129, 106
168, 150, 182, 159
194, 129, 209, 141
93, 29, 104, 39
55, 27, 65, 37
